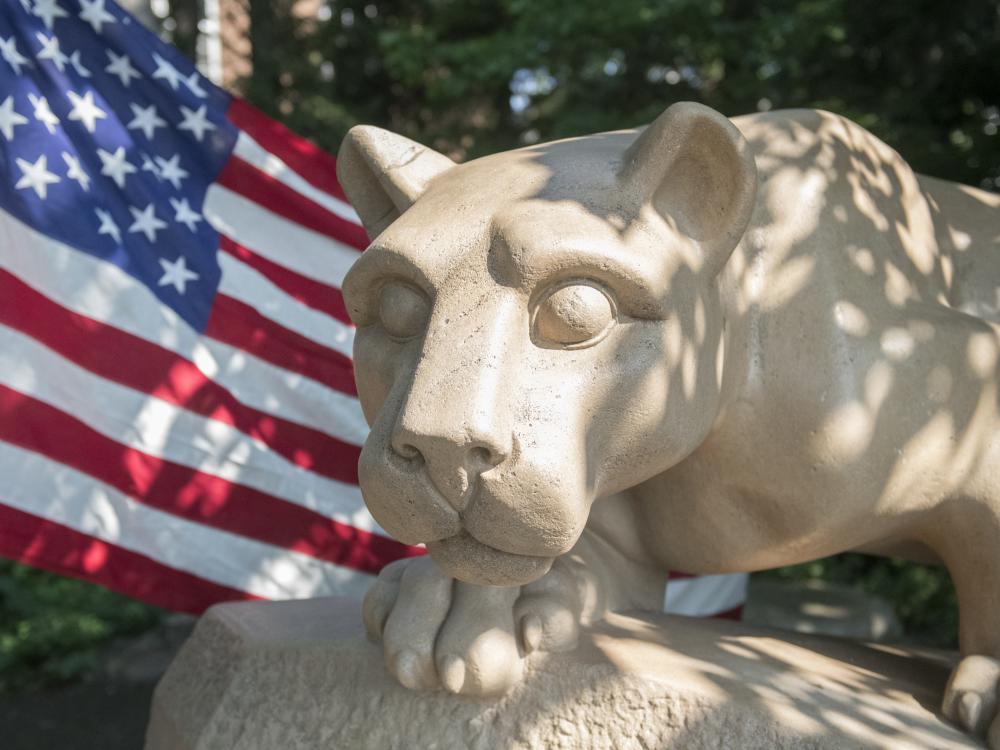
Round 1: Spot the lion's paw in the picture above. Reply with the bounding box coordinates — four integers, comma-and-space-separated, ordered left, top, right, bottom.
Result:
363, 555, 580, 696
943, 654, 1000, 747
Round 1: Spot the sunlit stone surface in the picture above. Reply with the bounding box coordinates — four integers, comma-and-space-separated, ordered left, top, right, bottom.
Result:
146, 598, 975, 750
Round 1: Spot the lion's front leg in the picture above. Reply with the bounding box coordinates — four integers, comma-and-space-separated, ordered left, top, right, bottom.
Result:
365, 494, 668, 696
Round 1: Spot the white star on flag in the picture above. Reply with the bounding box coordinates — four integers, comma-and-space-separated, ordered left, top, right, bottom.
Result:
169, 197, 203, 232
126, 102, 166, 140
141, 154, 161, 180
184, 73, 208, 98
151, 52, 184, 90
28, 93, 59, 134
128, 203, 168, 242
79, 0, 116, 33
0, 35, 30, 75
67, 90, 107, 133
68, 50, 91, 78
157, 255, 199, 294
155, 154, 189, 190
178, 105, 216, 142
0, 96, 28, 141
62, 152, 90, 191
36, 33, 69, 73
32, 0, 69, 30
14, 154, 61, 199
105, 49, 141, 87
95, 207, 121, 243
97, 146, 137, 188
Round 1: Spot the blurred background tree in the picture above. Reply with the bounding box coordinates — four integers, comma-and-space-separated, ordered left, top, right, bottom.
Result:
241, 0, 1000, 190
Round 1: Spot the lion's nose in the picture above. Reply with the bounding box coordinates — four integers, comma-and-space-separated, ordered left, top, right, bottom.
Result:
392, 432, 507, 466
390, 428, 509, 511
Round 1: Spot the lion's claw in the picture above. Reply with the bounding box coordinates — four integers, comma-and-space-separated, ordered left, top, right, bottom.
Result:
520, 614, 543, 654
438, 653, 466, 694
364, 555, 582, 696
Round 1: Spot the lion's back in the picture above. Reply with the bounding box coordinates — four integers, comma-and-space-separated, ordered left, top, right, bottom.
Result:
731, 108, 997, 319
918, 175, 1000, 323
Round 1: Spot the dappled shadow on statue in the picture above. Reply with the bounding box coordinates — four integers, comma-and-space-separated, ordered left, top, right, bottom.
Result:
334, 98, 1000, 746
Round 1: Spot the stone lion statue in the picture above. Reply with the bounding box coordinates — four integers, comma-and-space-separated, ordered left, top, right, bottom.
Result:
336, 102, 1000, 745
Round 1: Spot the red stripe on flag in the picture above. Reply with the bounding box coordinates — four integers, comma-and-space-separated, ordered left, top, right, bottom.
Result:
216, 156, 369, 251
227, 97, 351, 204
206, 293, 358, 397
0, 271, 362, 484
0, 386, 422, 573
0, 504, 255, 614
220, 235, 353, 325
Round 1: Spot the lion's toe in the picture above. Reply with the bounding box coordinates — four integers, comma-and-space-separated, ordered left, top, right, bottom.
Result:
943, 654, 1000, 740
380, 557, 452, 690
434, 582, 524, 696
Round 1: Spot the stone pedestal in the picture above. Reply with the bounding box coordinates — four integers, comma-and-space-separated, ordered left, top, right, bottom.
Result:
145, 597, 976, 749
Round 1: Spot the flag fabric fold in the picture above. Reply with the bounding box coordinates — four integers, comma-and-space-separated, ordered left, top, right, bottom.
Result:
0, 0, 746, 618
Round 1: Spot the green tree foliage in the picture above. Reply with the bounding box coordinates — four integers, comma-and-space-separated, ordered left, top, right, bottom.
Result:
243, 0, 999, 189
0, 562, 160, 691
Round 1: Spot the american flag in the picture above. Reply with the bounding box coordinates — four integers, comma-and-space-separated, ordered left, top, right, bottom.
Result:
0, 0, 746, 618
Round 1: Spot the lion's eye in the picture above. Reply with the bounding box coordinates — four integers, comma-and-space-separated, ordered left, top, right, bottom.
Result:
532, 282, 616, 349
378, 281, 430, 341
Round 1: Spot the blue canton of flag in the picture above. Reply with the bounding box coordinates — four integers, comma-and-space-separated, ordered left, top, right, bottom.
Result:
1, 0, 236, 329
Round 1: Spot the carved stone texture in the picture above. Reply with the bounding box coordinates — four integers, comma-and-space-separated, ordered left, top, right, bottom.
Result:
145, 597, 976, 750
335, 101, 1000, 745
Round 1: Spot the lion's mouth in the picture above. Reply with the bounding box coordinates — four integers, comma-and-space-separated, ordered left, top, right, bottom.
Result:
427, 531, 554, 587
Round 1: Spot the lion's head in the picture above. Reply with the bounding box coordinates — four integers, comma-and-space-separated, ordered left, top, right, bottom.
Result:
338, 102, 758, 586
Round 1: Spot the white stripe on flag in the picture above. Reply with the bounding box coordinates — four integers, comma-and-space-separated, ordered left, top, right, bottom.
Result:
0, 211, 369, 447
197, 336, 367, 445
205, 185, 359, 289
0, 323, 378, 532
218, 250, 355, 359
0, 440, 373, 600
664, 573, 749, 616
233, 132, 362, 224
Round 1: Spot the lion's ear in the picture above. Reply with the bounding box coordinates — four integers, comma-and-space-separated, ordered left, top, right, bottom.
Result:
620, 102, 757, 276
337, 126, 456, 239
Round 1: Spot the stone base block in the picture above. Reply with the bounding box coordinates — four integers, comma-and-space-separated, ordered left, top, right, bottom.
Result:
145, 596, 975, 749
